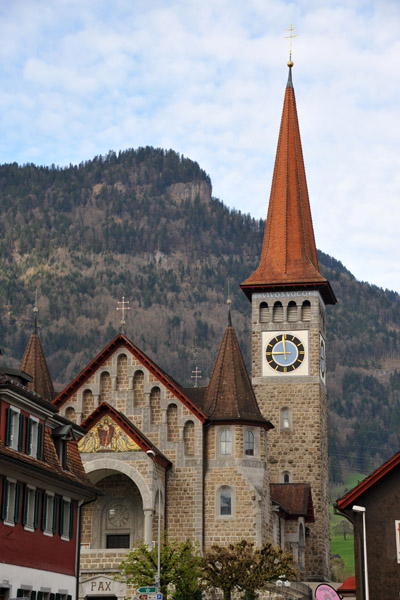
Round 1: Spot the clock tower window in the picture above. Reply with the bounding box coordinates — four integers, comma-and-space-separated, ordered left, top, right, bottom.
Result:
301, 300, 311, 321
280, 408, 291, 430
273, 302, 284, 322
287, 301, 298, 322
259, 302, 269, 323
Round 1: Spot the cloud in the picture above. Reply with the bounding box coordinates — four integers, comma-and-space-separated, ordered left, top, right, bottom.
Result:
0, 0, 399, 292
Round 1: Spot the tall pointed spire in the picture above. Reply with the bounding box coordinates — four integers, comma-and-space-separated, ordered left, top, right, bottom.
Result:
20, 309, 55, 402
241, 63, 336, 305
203, 312, 272, 426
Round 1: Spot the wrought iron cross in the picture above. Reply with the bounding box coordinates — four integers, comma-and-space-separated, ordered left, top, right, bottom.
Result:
117, 296, 130, 328
191, 366, 202, 388
284, 24, 298, 60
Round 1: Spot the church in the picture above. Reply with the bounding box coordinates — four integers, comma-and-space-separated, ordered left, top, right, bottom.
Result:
19, 60, 336, 598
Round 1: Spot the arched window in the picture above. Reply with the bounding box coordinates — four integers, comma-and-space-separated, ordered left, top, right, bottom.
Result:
282, 471, 290, 483
150, 387, 161, 424
117, 354, 128, 390
219, 486, 233, 516
302, 300, 311, 321
82, 389, 94, 420
100, 372, 111, 403
273, 301, 284, 322
167, 404, 178, 442
259, 302, 269, 323
65, 406, 76, 423
281, 407, 291, 430
220, 429, 232, 455
184, 421, 195, 456
287, 301, 298, 322
244, 430, 254, 456
133, 371, 145, 407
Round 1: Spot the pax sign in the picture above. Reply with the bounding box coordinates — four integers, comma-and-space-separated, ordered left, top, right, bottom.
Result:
91, 581, 112, 592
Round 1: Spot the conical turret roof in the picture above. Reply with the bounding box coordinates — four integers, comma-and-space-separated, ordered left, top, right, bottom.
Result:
20, 322, 55, 402
203, 311, 272, 427
241, 65, 336, 305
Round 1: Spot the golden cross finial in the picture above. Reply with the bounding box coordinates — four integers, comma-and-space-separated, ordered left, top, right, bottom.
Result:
284, 24, 298, 62
117, 296, 130, 330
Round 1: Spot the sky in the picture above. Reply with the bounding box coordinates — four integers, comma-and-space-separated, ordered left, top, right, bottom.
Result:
1, 0, 399, 294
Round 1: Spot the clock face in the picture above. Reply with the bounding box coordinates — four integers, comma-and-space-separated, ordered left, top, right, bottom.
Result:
261, 331, 309, 377
108, 503, 129, 528
266, 334, 305, 373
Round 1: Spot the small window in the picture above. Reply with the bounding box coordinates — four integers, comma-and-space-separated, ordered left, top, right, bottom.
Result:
5, 407, 23, 451
42, 493, 57, 535
22, 485, 36, 530
219, 487, 232, 516
302, 300, 311, 321
1, 478, 21, 525
287, 301, 297, 322
60, 498, 74, 540
282, 471, 290, 483
259, 302, 269, 323
281, 408, 291, 430
106, 534, 130, 548
26, 417, 40, 457
273, 302, 284, 322
220, 429, 232, 455
244, 430, 254, 456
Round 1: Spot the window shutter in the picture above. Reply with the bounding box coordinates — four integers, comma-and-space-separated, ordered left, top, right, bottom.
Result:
26, 418, 32, 455
1, 478, 8, 520
52, 496, 59, 534
37, 592, 43, 600
5, 408, 13, 446
22, 485, 28, 526
18, 414, 25, 451
41, 493, 47, 531
69, 501, 75, 539
34, 490, 41, 529
37, 423, 43, 460
17, 590, 24, 597
50, 593, 55, 600
31, 592, 37, 600
59, 499, 65, 535
14, 483, 21, 524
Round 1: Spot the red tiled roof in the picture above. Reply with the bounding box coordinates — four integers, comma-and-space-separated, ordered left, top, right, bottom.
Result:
80, 402, 172, 468
337, 576, 356, 592
270, 483, 314, 521
202, 313, 273, 428
336, 449, 400, 510
53, 333, 207, 423
241, 67, 336, 306
0, 427, 97, 495
20, 330, 56, 402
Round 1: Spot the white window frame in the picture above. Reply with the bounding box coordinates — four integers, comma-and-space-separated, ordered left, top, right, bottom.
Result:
220, 429, 232, 455
24, 485, 36, 531
4, 478, 17, 526
26, 417, 39, 457
61, 497, 72, 541
281, 407, 291, 430
7, 407, 21, 450
244, 429, 255, 456
43, 492, 55, 536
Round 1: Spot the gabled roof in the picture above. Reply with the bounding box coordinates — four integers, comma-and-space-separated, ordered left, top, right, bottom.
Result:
241, 65, 336, 306
336, 449, 400, 510
270, 483, 315, 521
79, 402, 171, 468
20, 326, 56, 402
202, 312, 273, 428
53, 333, 207, 423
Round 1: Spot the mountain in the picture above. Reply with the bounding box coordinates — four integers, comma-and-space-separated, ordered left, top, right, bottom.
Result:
1, 147, 399, 479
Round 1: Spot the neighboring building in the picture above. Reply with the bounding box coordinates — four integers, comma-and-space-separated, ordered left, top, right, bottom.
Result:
0, 332, 98, 600
336, 450, 400, 600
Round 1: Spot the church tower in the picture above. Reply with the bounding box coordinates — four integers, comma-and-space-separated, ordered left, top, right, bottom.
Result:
241, 62, 336, 579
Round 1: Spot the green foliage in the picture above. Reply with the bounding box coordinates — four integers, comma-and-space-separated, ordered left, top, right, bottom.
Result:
202, 540, 296, 600
117, 535, 203, 600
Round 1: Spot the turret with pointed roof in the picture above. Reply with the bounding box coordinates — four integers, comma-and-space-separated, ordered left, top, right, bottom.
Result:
241, 64, 336, 306
20, 318, 55, 402
203, 308, 272, 428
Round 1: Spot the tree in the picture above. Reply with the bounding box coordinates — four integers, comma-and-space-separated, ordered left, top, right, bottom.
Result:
202, 540, 296, 600
333, 519, 353, 541
117, 535, 203, 600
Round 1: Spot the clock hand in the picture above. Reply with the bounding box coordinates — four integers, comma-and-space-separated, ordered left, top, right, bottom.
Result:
271, 351, 292, 355
282, 334, 287, 359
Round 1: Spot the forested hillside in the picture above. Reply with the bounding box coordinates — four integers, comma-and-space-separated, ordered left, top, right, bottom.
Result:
1, 147, 399, 479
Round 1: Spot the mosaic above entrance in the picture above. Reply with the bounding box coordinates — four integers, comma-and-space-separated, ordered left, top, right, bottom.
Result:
78, 415, 140, 453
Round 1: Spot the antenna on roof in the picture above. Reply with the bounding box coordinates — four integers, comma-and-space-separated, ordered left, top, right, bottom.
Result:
117, 296, 130, 333
33, 288, 39, 333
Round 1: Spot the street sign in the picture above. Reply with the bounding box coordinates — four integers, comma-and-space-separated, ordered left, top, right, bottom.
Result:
138, 588, 157, 593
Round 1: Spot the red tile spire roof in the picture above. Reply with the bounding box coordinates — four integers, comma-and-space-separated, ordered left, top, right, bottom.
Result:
203, 309, 272, 428
241, 64, 336, 305
20, 320, 56, 402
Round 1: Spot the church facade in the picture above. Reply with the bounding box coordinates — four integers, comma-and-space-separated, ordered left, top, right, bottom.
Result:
20, 62, 335, 599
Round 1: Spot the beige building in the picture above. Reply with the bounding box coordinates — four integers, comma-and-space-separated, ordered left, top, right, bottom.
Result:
20, 62, 335, 599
